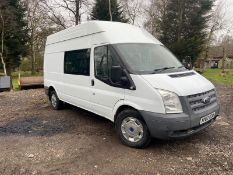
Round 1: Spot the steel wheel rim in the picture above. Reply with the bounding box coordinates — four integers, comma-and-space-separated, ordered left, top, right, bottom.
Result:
51, 94, 57, 107
121, 117, 143, 143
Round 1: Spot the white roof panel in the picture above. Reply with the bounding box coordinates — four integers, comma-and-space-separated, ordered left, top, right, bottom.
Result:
46, 21, 162, 46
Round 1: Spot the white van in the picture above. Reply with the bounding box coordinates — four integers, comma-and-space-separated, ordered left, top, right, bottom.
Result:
44, 21, 220, 148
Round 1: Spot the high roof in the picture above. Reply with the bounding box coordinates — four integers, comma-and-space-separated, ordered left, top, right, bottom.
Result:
46, 21, 161, 46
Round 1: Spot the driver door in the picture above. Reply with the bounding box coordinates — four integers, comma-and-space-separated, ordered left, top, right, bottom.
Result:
90, 44, 125, 121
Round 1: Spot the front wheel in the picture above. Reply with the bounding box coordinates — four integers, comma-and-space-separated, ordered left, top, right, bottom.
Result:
116, 109, 151, 148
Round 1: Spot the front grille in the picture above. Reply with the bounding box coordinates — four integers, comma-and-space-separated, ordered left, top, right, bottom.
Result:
187, 89, 217, 112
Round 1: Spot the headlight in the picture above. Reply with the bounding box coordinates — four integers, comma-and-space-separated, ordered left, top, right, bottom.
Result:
158, 89, 183, 114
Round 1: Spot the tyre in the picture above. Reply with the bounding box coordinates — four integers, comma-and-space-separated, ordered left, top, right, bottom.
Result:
49, 90, 63, 110
116, 109, 151, 148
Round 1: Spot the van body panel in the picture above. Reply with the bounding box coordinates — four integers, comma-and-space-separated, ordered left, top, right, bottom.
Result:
45, 21, 161, 49
46, 22, 104, 46
62, 74, 92, 110
44, 52, 64, 99
112, 100, 142, 120
90, 79, 125, 120
125, 75, 165, 114
141, 71, 215, 96
45, 35, 92, 54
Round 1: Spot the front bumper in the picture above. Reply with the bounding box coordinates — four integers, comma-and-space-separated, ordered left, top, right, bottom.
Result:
140, 103, 220, 139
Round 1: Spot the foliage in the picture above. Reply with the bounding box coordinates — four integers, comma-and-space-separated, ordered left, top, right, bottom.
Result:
21, 0, 61, 75
203, 69, 233, 84
0, 0, 29, 75
146, 0, 214, 62
12, 79, 19, 90
19, 58, 31, 71
91, 0, 128, 22
11, 70, 43, 78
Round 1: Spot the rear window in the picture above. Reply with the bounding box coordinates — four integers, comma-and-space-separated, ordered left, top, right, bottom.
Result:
64, 49, 90, 76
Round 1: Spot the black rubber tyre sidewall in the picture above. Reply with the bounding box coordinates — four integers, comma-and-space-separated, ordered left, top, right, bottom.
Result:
116, 109, 151, 148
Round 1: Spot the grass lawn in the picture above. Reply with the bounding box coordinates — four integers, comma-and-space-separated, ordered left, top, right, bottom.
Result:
203, 69, 233, 85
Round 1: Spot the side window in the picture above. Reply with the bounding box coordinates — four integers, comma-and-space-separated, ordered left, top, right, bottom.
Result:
64, 49, 90, 76
94, 45, 122, 85
94, 46, 108, 80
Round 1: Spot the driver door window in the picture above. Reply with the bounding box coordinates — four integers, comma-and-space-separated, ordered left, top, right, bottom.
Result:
94, 46, 108, 80
94, 45, 122, 86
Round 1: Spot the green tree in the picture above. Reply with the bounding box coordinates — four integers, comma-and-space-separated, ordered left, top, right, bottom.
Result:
157, 0, 214, 62
0, 0, 28, 75
91, 0, 128, 22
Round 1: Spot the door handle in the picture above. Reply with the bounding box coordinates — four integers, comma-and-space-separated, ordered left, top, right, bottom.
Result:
91, 79, 95, 86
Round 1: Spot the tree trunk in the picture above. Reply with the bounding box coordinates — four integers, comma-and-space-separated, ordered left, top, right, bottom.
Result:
31, 45, 36, 75
0, 53, 6, 75
6, 63, 11, 76
31, 29, 36, 75
204, 26, 215, 61
177, 0, 184, 42
109, 0, 112, 21
75, 0, 80, 25
222, 46, 226, 72
0, 10, 7, 76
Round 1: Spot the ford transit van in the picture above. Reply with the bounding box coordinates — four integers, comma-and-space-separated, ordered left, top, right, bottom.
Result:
44, 21, 220, 148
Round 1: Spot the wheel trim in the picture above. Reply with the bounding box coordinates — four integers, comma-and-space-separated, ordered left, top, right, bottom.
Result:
121, 117, 143, 143
51, 94, 57, 108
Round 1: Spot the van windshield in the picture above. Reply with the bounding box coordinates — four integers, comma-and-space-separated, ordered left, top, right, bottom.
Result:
113, 43, 183, 74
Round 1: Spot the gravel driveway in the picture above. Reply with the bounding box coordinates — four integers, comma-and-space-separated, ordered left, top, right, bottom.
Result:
0, 84, 232, 175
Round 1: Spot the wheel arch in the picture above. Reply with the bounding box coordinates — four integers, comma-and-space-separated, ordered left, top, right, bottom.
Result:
113, 100, 143, 123
48, 86, 56, 100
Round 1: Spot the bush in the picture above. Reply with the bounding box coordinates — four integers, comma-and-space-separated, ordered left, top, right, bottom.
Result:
19, 59, 31, 71
11, 71, 43, 78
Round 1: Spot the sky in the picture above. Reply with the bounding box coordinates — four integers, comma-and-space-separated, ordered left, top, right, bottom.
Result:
214, 0, 233, 38
56, 0, 233, 39
220, 0, 233, 22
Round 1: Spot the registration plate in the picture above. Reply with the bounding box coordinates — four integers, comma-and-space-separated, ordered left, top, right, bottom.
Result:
200, 112, 216, 125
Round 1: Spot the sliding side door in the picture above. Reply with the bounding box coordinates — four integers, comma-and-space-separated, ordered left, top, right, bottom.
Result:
62, 49, 92, 111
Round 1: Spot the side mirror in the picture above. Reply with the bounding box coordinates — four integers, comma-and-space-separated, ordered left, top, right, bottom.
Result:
111, 66, 123, 83
120, 76, 129, 86
183, 56, 193, 70
111, 66, 129, 86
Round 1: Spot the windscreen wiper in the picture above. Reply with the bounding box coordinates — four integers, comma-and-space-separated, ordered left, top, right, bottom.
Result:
153, 66, 175, 73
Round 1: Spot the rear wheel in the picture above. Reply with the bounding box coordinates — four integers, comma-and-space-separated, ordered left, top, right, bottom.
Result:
49, 90, 63, 110
116, 109, 151, 148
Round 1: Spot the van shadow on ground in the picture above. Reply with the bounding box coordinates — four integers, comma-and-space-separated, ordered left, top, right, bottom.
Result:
0, 117, 72, 137
0, 101, 220, 147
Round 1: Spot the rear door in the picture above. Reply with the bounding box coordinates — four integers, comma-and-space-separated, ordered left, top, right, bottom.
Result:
90, 44, 125, 120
